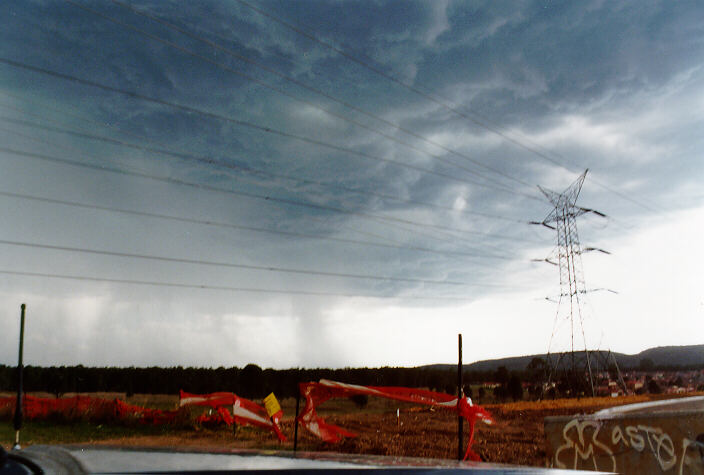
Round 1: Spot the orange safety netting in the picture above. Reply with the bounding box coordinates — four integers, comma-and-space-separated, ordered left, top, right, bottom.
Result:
0, 395, 178, 424
297, 379, 493, 461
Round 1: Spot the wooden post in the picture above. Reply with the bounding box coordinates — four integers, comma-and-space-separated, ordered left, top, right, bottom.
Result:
293, 383, 300, 454
13, 304, 26, 450
457, 333, 463, 461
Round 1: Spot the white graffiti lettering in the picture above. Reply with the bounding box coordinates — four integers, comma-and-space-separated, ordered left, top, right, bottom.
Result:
555, 419, 702, 474
626, 425, 645, 452
678, 438, 704, 475
554, 419, 616, 472
612, 425, 628, 447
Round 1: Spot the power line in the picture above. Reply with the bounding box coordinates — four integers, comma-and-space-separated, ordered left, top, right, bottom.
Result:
0, 107, 526, 225
105, 0, 539, 193
80, 6, 515, 199
0, 90, 160, 147
0, 126, 532, 256
234, 0, 661, 213
0, 238, 511, 287
4, 120, 494, 251
0, 56, 533, 201
0, 188, 522, 262
233, 0, 563, 161
61, 0, 533, 200
0, 102, 539, 255
0, 107, 537, 255
0, 269, 470, 301
0, 99, 537, 254
0, 143, 537, 247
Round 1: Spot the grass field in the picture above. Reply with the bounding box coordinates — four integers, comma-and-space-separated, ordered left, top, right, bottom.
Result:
0, 420, 175, 446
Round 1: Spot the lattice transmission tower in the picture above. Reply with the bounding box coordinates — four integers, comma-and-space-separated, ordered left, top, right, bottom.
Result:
532, 169, 615, 397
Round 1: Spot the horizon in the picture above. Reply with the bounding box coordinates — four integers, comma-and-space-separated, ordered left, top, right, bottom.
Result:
3, 343, 701, 371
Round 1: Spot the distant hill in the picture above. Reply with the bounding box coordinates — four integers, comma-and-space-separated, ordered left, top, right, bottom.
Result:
419, 344, 704, 373
635, 345, 704, 367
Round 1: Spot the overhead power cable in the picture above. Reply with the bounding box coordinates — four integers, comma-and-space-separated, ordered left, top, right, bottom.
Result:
0, 144, 536, 248
106, 0, 537, 193
116, 0, 549, 176
5, 122, 496, 252
0, 101, 537, 257
0, 269, 470, 301
80, 1, 515, 195
0, 56, 533, 201
65, 0, 536, 200
234, 0, 661, 213
0, 238, 511, 287
0, 108, 526, 225
0, 111, 444, 248
0, 126, 531, 255
233, 0, 565, 163
0, 189, 524, 263
0, 90, 169, 150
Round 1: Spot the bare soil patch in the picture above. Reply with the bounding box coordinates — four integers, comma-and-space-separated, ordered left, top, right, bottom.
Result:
6, 392, 702, 467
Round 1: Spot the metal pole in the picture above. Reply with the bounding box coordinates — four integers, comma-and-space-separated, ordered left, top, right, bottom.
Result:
293, 383, 300, 454
457, 333, 463, 461
13, 304, 26, 450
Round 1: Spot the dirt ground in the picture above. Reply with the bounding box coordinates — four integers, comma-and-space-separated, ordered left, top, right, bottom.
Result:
68, 393, 701, 467
5, 392, 700, 467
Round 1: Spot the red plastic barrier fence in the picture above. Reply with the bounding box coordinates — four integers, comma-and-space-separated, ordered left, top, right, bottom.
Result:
179, 390, 286, 441
113, 399, 179, 425
0, 397, 15, 413
0, 395, 178, 424
1, 391, 283, 439
297, 379, 493, 461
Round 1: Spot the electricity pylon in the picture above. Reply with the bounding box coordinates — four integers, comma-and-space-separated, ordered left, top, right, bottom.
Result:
532, 169, 609, 397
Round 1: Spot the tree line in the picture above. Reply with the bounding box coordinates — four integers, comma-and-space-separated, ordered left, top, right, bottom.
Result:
3, 355, 689, 402
0, 364, 503, 400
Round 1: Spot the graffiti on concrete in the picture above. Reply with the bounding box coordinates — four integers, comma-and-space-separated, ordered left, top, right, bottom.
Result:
554, 419, 616, 472
554, 418, 703, 473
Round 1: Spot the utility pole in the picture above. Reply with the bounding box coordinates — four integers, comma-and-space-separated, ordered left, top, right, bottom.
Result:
457, 334, 463, 461
13, 303, 26, 450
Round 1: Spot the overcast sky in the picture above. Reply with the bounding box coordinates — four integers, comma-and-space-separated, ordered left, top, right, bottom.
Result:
0, 0, 702, 369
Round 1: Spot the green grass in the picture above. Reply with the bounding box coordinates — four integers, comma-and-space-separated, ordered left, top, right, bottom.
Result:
0, 420, 180, 449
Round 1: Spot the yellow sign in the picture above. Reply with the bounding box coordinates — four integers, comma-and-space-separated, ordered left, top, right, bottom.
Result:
263, 392, 281, 418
